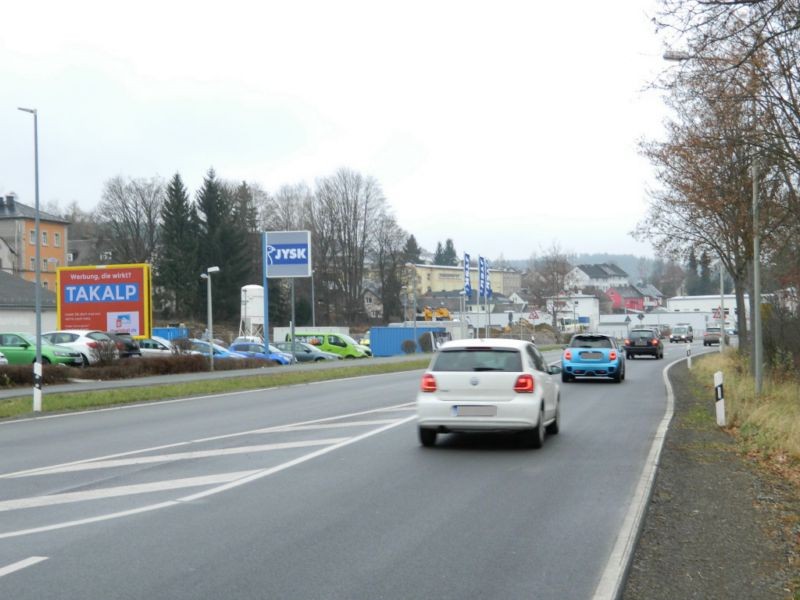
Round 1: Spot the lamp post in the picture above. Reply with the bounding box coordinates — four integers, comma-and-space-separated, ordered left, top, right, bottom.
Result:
719, 258, 726, 354
752, 161, 763, 395
573, 300, 579, 333
18, 107, 42, 413
311, 270, 316, 327
201, 266, 220, 371
405, 263, 417, 352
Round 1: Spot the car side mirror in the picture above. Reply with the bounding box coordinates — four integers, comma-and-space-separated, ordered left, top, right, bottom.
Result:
549, 365, 562, 375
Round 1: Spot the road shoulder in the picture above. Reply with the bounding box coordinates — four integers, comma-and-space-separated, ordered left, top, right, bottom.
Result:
622, 360, 799, 599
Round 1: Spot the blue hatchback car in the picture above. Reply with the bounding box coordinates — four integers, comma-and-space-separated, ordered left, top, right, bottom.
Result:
561, 333, 625, 383
229, 342, 293, 365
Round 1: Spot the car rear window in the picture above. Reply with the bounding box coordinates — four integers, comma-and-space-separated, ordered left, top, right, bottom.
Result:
432, 348, 522, 372
570, 335, 612, 348
630, 330, 654, 339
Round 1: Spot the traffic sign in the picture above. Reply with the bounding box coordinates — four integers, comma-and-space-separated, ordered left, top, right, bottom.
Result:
637, 313, 645, 321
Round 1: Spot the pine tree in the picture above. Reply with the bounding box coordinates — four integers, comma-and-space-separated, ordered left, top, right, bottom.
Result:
442, 238, 458, 266
403, 234, 423, 264
156, 173, 200, 318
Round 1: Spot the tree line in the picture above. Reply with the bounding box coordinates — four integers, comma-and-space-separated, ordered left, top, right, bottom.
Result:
636, 0, 800, 367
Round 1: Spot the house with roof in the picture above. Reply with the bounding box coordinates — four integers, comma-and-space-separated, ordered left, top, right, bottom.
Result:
0, 193, 70, 290
605, 285, 645, 313
567, 263, 629, 291
0, 270, 58, 331
632, 282, 664, 310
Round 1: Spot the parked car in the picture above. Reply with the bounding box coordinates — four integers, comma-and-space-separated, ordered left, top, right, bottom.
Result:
0, 351, 8, 366
42, 329, 119, 364
416, 338, 561, 448
0, 332, 84, 366
703, 326, 730, 347
274, 341, 341, 362
229, 341, 292, 365
188, 339, 248, 360
561, 332, 625, 383
104, 332, 142, 358
287, 332, 370, 358
669, 324, 694, 343
623, 328, 664, 359
138, 336, 179, 357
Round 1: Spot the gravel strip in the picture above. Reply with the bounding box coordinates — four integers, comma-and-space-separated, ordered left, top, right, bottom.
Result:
622, 360, 799, 599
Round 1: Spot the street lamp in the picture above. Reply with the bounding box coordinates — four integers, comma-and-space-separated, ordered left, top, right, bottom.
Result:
201, 266, 220, 371
405, 263, 417, 352
18, 107, 42, 413
310, 270, 316, 327
574, 300, 579, 333
719, 258, 726, 354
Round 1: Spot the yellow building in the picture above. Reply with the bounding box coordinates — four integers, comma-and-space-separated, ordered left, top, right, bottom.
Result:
0, 194, 70, 290
406, 263, 520, 296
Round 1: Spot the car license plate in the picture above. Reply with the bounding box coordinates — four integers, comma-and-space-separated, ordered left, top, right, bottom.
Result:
453, 405, 497, 417
581, 351, 603, 359
637, 340, 648, 346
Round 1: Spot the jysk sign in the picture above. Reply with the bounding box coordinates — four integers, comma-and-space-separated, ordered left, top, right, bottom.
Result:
263, 230, 312, 278
56, 264, 152, 338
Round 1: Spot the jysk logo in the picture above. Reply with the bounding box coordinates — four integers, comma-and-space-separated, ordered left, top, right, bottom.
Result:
266, 244, 309, 265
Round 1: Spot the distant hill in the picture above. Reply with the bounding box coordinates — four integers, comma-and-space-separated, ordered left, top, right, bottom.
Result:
500, 254, 654, 283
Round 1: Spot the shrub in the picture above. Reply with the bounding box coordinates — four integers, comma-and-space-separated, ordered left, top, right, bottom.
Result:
401, 340, 417, 354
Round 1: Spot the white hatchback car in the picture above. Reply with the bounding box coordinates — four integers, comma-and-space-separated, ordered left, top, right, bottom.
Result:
416, 338, 562, 448
42, 330, 119, 365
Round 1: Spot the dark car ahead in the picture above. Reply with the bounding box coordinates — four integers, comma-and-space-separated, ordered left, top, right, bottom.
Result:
623, 328, 664, 359
105, 332, 142, 358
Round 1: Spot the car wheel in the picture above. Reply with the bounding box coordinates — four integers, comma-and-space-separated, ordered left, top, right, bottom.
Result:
419, 427, 437, 447
523, 405, 546, 449
626, 353, 632, 360
612, 367, 622, 383
80, 353, 90, 367
38, 356, 51, 364
314, 357, 325, 362
546, 398, 560, 435
621, 365, 626, 380
561, 371, 572, 383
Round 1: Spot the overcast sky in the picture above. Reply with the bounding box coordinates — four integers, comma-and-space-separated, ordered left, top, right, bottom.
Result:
2, 1, 669, 261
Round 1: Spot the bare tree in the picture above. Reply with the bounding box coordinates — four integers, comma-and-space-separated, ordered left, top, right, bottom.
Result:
371, 212, 408, 323
311, 168, 387, 323
96, 176, 164, 264
523, 243, 575, 332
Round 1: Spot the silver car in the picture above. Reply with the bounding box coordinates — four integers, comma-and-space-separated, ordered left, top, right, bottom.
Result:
416, 338, 562, 448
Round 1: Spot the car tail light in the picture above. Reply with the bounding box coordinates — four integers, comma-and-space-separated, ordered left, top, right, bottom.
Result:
87, 341, 98, 349
609, 350, 618, 360
564, 349, 572, 360
420, 373, 437, 392
652, 339, 659, 346
116, 341, 125, 350
623, 338, 631, 346
513, 374, 534, 393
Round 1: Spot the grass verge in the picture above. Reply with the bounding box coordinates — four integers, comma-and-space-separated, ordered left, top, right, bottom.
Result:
690, 351, 800, 485
0, 359, 431, 420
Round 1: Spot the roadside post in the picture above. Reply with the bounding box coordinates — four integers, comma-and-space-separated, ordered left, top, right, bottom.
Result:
686, 344, 692, 370
714, 370, 726, 426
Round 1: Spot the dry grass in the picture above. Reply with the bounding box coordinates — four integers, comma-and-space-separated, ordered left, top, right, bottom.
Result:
691, 351, 800, 487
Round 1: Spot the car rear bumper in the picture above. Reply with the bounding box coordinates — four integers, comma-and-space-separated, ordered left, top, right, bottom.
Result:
625, 346, 659, 356
416, 395, 540, 431
562, 361, 621, 377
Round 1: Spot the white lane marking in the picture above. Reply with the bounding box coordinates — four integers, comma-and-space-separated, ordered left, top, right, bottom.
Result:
8, 438, 349, 477
0, 556, 48, 578
0, 370, 422, 426
275, 419, 398, 432
0, 403, 414, 479
0, 471, 259, 513
591, 357, 679, 599
180, 415, 417, 503
0, 415, 416, 540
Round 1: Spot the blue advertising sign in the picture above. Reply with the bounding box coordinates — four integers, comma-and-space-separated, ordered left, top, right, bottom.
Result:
263, 231, 312, 278
463, 253, 471, 297
486, 260, 493, 298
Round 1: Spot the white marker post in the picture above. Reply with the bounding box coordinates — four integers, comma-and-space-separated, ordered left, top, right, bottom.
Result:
686, 344, 692, 370
714, 370, 726, 427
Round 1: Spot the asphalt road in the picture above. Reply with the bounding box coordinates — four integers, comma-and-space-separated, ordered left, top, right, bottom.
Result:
0, 342, 712, 599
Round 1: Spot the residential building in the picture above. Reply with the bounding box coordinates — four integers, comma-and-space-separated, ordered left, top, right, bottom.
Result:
0, 193, 69, 290
606, 286, 645, 313
567, 263, 629, 291
632, 283, 665, 310
0, 270, 58, 331
406, 263, 521, 297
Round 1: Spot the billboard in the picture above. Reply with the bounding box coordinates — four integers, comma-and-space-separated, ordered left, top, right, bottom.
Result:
56, 264, 152, 338
263, 230, 312, 278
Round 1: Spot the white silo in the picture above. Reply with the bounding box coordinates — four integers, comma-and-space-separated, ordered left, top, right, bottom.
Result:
239, 284, 265, 339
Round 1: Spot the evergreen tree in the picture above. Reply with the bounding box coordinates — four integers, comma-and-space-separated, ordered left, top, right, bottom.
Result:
442, 238, 458, 266
685, 250, 702, 295
433, 241, 445, 265
156, 173, 200, 318
402, 234, 423, 264
698, 251, 714, 295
